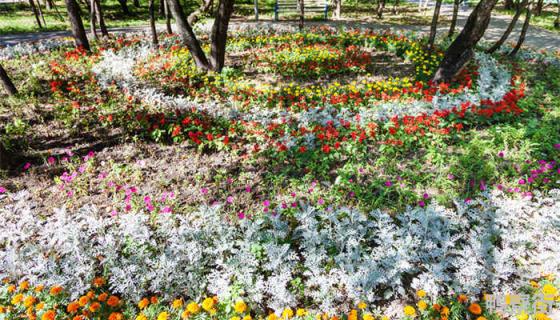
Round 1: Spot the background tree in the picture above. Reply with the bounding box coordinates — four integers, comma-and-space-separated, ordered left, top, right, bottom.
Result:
90, 0, 98, 40
164, 0, 172, 34
29, 0, 44, 29
299, 0, 304, 30
448, 0, 463, 37
504, 0, 514, 9
534, 0, 543, 15
433, 0, 498, 82
376, 0, 386, 18
118, 0, 130, 14
65, 0, 91, 51
187, 0, 214, 25
333, 0, 341, 19
94, 0, 109, 37
133, 0, 140, 7
510, 0, 532, 56
0, 63, 17, 96
427, 0, 443, 49
555, 0, 559, 28
149, 0, 158, 45
487, 0, 527, 53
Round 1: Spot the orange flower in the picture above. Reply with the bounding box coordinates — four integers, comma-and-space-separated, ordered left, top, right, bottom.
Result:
432, 304, 441, 312
107, 295, 120, 307
457, 294, 468, 303
108, 312, 124, 320
86, 291, 95, 299
78, 296, 90, 307
97, 293, 108, 302
49, 286, 63, 296
138, 298, 149, 309
67, 301, 80, 313
41, 310, 56, 320
150, 296, 158, 304
19, 281, 30, 291
468, 303, 482, 315
441, 306, 450, 316
89, 302, 101, 312
92, 277, 106, 287
35, 285, 44, 293
7, 285, 16, 293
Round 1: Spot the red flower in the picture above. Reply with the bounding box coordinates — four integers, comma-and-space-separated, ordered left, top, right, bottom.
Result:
322, 144, 331, 153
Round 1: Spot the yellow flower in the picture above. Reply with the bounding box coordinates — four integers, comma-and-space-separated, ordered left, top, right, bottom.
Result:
36, 302, 45, 311
172, 299, 183, 309
348, 309, 358, 320
19, 280, 30, 291
234, 300, 247, 314
268, 313, 278, 320
296, 308, 307, 316
416, 290, 426, 298
403, 305, 416, 317
138, 298, 149, 309
7, 285, 16, 293
517, 311, 529, 320
23, 296, 36, 308
11, 293, 24, 305
243, 316, 252, 320
187, 302, 200, 314
535, 313, 551, 320
157, 311, 169, 320
362, 313, 375, 320
136, 314, 148, 320
201, 297, 214, 312
282, 307, 294, 319
181, 310, 190, 319
476, 317, 487, 320
231, 317, 241, 320
380, 315, 389, 320
417, 300, 427, 311
357, 301, 367, 310
542, 283, 557, 296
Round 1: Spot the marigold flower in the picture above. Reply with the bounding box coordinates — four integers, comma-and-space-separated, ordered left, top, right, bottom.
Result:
67, 301, 80, 313
107, 295, 120, 307
172, 299, 183, 309
296, 308, 307, 316
234, 300, 247, 314
7, 285, 16, 293
150, 296, 158, 304
92, 277, 106, 287
11, 293, 24, 305
348, 309, 358, 320
357, 301, 367, 310
243, 316, 252, 320
136, 314, 148, 320
363, 314, 375, 320
181, 310, 190, 319
542, 283, 557, 296
187, 301, 200, 314
457, 294, 468, 303
267, 313, 278, 320
417, 300, 427, 311
23, 296, 36, 308
78, 296, 90, 307
201, 297, 214, 311
476, 317, 487, 320
19, 281, 30, 291
157, 312, 169, 320
282, 307, 294, 319
403, 305, 416, 317
36, 302, 45, 311
0, 306, 6, 314
138, 298, 149, 309
49, 286, 63, 296
416, 289, 426, 298
86, 291, 95, 299
34, 285, 44, 293
108, 312, 124, 320
97, 293, 108, 302
441, 306, 450, 316
231, 317, 241, 320
41, 310, 56, 320
89, 302, 101, 313
468, 303, 482, 315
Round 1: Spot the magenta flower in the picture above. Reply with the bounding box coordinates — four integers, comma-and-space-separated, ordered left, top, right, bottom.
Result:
47, 157, 56, 165
291, 202, 297, 208
23, 162, 31, 170
447, 174, 455, 180
422, 193, 429, 199
384, 180, 392, 187
226, 196, 234, 204
125, 204, 132, 211
281, 202, 287, 209
110, 210, 118, 217
263, 200, 270, 207
161, 206, 172, 213
245, 186, 251, 193
201, 187, 209, 194
497, 151, 504, 158
497, 184, 504, 190
554, 143, 560, 149
464, 198, 471, 204
318, 198, 325, 205
418, 200, 425, 207
290, 192, 296, 197
238, 211, 245, 219
0, 186, 6, 193
518, 179, 526, 185
144, 196, 152, 204
479, 180, 487, 191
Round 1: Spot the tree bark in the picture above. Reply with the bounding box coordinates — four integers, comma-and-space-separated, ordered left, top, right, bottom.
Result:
392, 0, 399, 14
149, 0, 159, 45
534, 0, 543, 15
0, 64, 17, 96
334, 0, 341, 18
556, 0, 560, 28
448, 0, 462, 37
118, 0, 130, 14
299, 0, 304, 30
65, 0, 91, 51
376, 0, 386, 18
36, 0, 47, 26
159, 0, 165, 16
164, 0, 172, 34
133, 0, 140, 7
90, 0, 98, 40
187, 0, 214, 25
209, 0, 234, 71
428, 0, 443, 49
504, 0, 514, 9
167, 0, 210, 69
29, 0, 43, 28
487, 0, 527, 53
510, 0, 532, 56
432, 0, 498, 82
94, 0, 109, 37
45, 0, 53, 10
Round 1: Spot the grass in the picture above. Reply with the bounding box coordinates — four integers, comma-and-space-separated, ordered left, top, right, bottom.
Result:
495, 4, 560, 34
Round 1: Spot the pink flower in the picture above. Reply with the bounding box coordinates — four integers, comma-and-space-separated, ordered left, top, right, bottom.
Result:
554, 143, 560, 149
147, 204, 155, 212
110, 210, 118, 217
144, 196, 152, 204
161, 206, 172, 213
422, 193, 429, 199
227, 178, 233, 184
291, 202, 297, 208
23, 162, 31, 170
447, 174, 454, 180
418, 200, 425, 207
497, 151, 504, 158
479, 180, 487, 191
0, 186, 6, 193
518, 179, 526, 185
263, 200, 270, 207
384, 180, 392, 187
317, 198, 325, 205
281, 202, 287, 209
201, 187, 209, 194
245, 186, 251, 193
47, 157, 56, 165
226, 196, 234, 204
238, 211, 245, 219
290, 192, 296, 197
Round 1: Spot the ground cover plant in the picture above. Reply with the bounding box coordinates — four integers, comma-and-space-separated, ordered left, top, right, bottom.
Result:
1, 19, 560, 320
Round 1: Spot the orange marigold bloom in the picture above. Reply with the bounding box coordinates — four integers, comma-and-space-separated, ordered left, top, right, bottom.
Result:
458, 294, 468, 303
49, 286, 63, 296
78, 296, 90, 307
41, 310, 56, 320
441, 306, 450, 316
108, 312, 124, 320
89, 302, 101, 312
86, 291, 95, 299
92, 277, 106, 287
138, 298, 149, 309
7, 285, 16, 293
468, 303, 482, 315
73, 316, 84, 320
19, 281, 30, 291
150, 296, 158, 304
432, 303, 441, 312
107, 295, 120, 307
97, 293, 108, 302
67, 301, 80, 313
35, 285, 44, 293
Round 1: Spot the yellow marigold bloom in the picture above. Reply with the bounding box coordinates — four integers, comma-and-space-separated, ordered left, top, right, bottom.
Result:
157, 311, 169, 320
417, 300, 427, 311
416, 290, 426, 298
234, 300, 247, 314
362, 313, 375, 320
403, 305, 416, 317
181, 310, 190, 319
282, 307, 294, 319
41, 310, 56, 320
0, 306, 6, 314
92, 277, 106, 287
517, 312, 529, 320
201, 297, 214, 312
78, 296, 90, 307
468, 303, 482, 315
187, 302, 200, 314
136, 314, 148, 320
108, 312, 124, 320
530, 280, 539, 288
97, 293, 108, 302
23, 296, 36, 308
11, 293, 24, 305
296, 308, 307, 316
172, 299, 183, 309
535, 313, 551, 320
457, 294, 468, 304
476, 317, 487, 320
35, 285, 44, 293
243, 315, 252, 320
231, 317, 241, 320
138, 298, 149, 309
49, 286, 63, 296
348, 309, 358, 320
36, 302, 45, 311
268, 313, 278, 320
19, 280, 30, 291
542, 283, 558, 296
7, 285, 16, 293
357, 301, 367, 310
67, 301, 80, 313
150, 296, 158, 304
107, 295, 120, 307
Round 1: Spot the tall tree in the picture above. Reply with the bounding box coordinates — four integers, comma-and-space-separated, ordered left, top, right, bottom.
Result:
299, 0, 304, 30
36, 0, 47, 26
448, 0, 462, 37
555, 0, 560, 28
334, 0, 341, 19
187, 0, 214, 25
94, 0, 109, 37
534, 0, 543, 15
163, 0, 172, 34
392, 0, 399, 14
433, 0, 499, 82
118, 0, 130, 14
209, 0, 234, 71
487, 0, 527, 53
427, 0, 443, 49
65, 0, 91, 51
376, 0, 386, 18
510, 0, 532, 56
90, 0, 98, 40
159, 0, 165, 16
133, 0, 140, 7
504, 0, 514, 9
29, 0, 43, 28
0, 63, 17, 96
149, 0, 159, 45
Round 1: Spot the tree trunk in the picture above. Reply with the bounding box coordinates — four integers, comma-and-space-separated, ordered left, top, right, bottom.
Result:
534, 0, 543, 15
133, 0, 140, 7
164, 0, 172, 34
149, 0, 158, 45
376, 0, 386, 18
65, 0, 91, 51
159, 0, 165, 16
334, 0, 341, 18
510, 0, 532, 56
299, 0, 304, 30
448, 0, 461, 37
118, 0, 130, 14
432, 0, 498, 82
90, 0, 98, 40
36, 0, 47, 26
94, 0, 109, 37
487, 0, 527, 53
209, 0, 234, 72
166, 0, 210, 69
504, 0, 514, 9
45, 0, 53, 10
556, 0, 560, 28
187, 0, 213, 25
0, 64, 17, 96
29, 0, 43, 28
428, 0, 443, 49
392, 0, 399, 14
